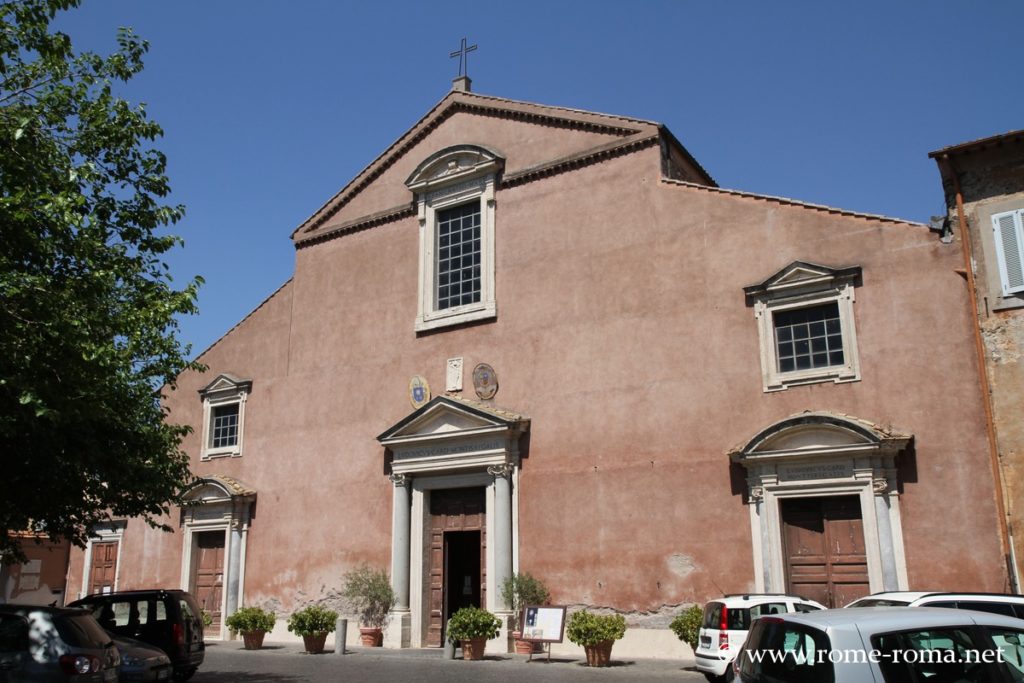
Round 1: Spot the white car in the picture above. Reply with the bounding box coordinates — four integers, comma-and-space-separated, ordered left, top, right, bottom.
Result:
694, 594, 825, 682
846, 591, 1024, 619
735, 606, 1024, 682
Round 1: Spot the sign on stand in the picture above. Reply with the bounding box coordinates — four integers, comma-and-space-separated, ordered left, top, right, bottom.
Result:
520, 605, 567, 662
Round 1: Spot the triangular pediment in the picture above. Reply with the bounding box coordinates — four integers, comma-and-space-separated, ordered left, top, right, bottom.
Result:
292, 90, 712, 246
378, 395, 526, 444
198, 373, 252, 398
744, 261, 862, 303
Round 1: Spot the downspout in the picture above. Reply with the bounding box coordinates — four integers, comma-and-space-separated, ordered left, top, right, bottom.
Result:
941, 153, 1017, 592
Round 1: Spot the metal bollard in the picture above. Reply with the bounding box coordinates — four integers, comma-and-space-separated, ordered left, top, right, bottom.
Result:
335, 618, 347, 655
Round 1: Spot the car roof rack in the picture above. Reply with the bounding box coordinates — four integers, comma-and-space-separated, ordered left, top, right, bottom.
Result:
722, 593, 812, 601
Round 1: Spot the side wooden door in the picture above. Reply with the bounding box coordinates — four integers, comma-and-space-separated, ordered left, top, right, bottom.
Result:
192, 531, 225, 633
89, 541, 119, 594
781, 496, 870, 607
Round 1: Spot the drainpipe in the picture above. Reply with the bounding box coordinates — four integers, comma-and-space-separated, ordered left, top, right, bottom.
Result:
940, 154, 1018, 592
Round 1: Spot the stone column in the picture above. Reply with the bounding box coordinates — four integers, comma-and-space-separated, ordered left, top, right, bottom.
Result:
488, 463, 514, 654
385, 474, 411, 648
873, 479, 899, 591
488, 464, 514, 611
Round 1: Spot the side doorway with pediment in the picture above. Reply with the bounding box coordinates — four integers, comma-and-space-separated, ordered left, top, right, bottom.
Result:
731, 412, 911, 606
180, 476, 256, 640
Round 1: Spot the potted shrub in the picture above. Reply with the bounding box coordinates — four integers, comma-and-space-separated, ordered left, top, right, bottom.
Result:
566, 609, 626, 667
500, 572, 549, 654
669, 604, 704, 655
225, 606, 277, 650
341, 565, 397, 647
446, 606, 501, 661
287, 604, 338, 654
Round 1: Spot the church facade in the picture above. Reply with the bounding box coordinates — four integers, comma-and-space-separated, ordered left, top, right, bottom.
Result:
66, 82, 1010, 656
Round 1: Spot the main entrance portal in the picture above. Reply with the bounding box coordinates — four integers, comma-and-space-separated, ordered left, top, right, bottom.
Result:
428, 488, 485, 647
781, 496, 870, 607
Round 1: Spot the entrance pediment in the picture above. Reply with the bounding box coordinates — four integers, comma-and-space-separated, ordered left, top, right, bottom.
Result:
730, 411, 911, 464
378, 395, 529, 476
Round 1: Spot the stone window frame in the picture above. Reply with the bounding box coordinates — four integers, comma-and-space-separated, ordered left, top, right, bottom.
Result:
406, 145, 502, 332
745, 262, 862, 392
198, 374, 252, 460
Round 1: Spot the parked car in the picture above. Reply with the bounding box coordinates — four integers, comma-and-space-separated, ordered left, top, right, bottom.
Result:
69, 590, 204, 681
694, 594, 825, 682
735, 606, 1024, 682
846, 590, 1024, 618
0, 604, 120, 682
109, 633, 172, 682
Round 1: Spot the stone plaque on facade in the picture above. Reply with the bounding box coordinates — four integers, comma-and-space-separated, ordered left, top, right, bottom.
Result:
446, 357, 463, 392
409, 375, 430, 409
472, 363, 498, 399
778, 462, 853, 482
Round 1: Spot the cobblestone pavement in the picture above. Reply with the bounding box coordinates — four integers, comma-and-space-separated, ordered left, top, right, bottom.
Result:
192, 641, 709, 682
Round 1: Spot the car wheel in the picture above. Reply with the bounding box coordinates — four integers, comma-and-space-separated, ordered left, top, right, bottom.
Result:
172, 667, 198, 682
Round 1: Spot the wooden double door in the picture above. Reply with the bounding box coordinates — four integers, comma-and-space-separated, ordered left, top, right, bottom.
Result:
781, 496, 870, 608
191, 531, 225, 634
427, 488, 486, 647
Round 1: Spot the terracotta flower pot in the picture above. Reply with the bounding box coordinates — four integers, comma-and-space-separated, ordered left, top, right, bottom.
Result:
461, 637, 487, 660
512, 631, 541, 655
241, 630, 266, 650
359, 627, 383, 647
583, 639, 614, 667
302, 632, 328, 654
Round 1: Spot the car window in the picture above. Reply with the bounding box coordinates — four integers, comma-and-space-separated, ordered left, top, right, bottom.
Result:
873, 628, 983, 683
56, 614, 112, 648
850, 598, 912, 607
155, 600, 167, 622
750, 603, 787, 619
793, 602, 822, 613
989, 629, 1024, 682
957, 600, 1016, 618
925, 600, 956, 609
738, 618, 834, 683
0, 615, 29, 653
703, 603, 723, 629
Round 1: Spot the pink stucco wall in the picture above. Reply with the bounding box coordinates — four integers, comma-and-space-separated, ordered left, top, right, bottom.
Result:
69, 99, 1007, 616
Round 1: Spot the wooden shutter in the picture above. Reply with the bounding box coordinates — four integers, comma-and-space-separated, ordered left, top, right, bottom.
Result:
992, 210, 1024, 296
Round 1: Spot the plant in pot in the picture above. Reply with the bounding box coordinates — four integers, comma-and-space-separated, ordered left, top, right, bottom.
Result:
566, 609, 626, 667
225, 606, 277, 650
287, 604, 338, 654
341, 565, 396, 647
500, 572, 550, 654
669, 604, 704, 656
446, 606, 501, 661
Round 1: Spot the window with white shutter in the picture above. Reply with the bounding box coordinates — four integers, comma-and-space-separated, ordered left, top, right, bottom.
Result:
992, 209, 1024, 296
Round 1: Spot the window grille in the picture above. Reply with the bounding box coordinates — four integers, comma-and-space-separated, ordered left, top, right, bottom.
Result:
436, 203, 481, 310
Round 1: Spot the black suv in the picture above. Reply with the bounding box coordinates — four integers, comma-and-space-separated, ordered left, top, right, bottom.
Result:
69, 590, 204, 681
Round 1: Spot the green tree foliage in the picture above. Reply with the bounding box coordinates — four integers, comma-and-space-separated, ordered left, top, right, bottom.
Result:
0, 0, 202, 563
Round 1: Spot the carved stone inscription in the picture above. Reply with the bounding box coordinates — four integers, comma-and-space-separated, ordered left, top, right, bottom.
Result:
778, 462, 853, 482
397, 439, 504, 461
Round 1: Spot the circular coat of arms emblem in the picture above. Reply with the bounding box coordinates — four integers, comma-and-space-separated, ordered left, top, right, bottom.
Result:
472, 363, 498, 400
409, 375, 431, 409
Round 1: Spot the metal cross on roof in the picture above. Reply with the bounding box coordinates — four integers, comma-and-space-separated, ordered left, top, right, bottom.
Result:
449, 37, 478, 78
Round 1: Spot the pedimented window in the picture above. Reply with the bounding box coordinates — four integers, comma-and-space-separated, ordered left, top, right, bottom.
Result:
745, 262, 862, 392
198, 374, 252, 460
406, 145, 504, 332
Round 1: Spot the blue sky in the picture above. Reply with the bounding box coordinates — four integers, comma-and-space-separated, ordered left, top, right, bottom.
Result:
56, 1, 1024, 358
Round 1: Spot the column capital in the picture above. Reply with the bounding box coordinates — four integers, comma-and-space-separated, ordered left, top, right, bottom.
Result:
487, 463, 513, 479
389, 473, 410, 488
